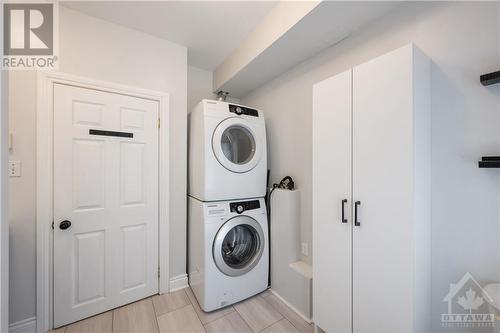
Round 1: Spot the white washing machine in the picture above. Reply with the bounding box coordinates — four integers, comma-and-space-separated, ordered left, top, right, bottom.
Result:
188, 196, 269, 312
188, 99, 267, 201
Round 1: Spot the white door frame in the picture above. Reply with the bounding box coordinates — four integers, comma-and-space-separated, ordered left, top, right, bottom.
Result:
36, 71, 170, 332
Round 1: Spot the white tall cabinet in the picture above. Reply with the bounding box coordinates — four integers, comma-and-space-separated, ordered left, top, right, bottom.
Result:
312, 44, 431, 333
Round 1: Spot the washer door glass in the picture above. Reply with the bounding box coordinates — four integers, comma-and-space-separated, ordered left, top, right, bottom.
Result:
213, 216, 265, 277
212, 118, 262, 173
221, 126, 255, 165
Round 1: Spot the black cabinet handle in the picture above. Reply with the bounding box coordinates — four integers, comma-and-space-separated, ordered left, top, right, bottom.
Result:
59, 220, 72, 230
354, 201, 361, 226
341, 199, 348, 223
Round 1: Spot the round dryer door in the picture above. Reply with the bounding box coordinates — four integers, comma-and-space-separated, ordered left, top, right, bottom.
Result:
212, 118, 262, 173
213, 216, 265, 277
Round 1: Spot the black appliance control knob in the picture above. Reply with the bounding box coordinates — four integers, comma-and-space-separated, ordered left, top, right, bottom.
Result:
236, 205, 244, 214
235, 107, 243, 115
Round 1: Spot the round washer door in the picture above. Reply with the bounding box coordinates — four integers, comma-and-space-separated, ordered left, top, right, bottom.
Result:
213, 216, 265, 277
212, 118, 262, 173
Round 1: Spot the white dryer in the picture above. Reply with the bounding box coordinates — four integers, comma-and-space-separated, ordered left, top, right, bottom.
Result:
188, 196, 269, 311
188, 99, 267, 201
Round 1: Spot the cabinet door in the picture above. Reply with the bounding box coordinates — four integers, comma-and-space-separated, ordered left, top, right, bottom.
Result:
352, 45, 415, 332
313, 70, 352, 333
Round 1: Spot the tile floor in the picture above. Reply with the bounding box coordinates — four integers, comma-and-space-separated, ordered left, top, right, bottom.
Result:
48, 288, 314, 333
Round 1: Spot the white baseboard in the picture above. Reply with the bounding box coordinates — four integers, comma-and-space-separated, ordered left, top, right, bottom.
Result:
269, 289, 313, 324
169, 274, 188, 292
9, 317, 36, 333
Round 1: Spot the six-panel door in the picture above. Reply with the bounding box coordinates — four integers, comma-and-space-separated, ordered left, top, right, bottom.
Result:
53, 84, 159, 327
312, 70, 353, 333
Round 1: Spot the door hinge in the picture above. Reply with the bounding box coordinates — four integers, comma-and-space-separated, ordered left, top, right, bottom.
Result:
158, 267, 160, 278
158, 118, 160, 129
51, 221, 54, 229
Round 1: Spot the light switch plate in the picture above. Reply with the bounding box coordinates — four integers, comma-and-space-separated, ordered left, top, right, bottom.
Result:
9, 161, 21, 177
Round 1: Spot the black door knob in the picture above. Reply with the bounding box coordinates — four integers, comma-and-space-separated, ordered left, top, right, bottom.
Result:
59, 220, 72, 230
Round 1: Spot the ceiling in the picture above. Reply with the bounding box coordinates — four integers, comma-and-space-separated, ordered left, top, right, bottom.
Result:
61, 1, 278, 70
217, 1, 400, 97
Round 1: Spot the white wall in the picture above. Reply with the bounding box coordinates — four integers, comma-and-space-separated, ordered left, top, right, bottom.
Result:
188, 66, 215, 112
8, 6, 188, 325
187, 65, 242, 111
241, 2, 500, 330
187, 64, 243, 111
8, 71, 36, 327
1, 15, 10, 330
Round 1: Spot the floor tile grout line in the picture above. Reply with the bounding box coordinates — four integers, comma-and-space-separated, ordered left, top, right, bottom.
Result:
261, 294, 308, 333
188, 301, 208, 332
162, 289, 206, 333
151, 293, 160, 317
202, 309, 250, 331
190, 300, 208, 333
153, 288, 190, 318
149, 297, 161, 333
231, 311, 253, 333
256, 317, 290, 333
233, 303, 256, 332
186, 286, 236, 326
156, 302, 206, 332
201, 309, 226, 329
185, 287, 207, 327
233, 301, 282, 333
183, 287, 194, 306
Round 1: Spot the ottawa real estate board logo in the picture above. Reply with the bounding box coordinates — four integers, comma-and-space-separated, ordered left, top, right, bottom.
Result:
3, 2, 58, 69
442, 272, 496, 329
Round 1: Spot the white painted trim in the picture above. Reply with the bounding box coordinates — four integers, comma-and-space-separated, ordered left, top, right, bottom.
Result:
9, 317, 36, 333
169, 274, 188, 292
158, 93, 170, 295
269, 289, 313, 324
36, 71, 170, 332
36, 71, 53, 333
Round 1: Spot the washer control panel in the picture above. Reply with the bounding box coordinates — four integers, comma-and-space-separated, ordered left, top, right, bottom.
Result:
229, 104, 259, 117
230, 200, 261, 214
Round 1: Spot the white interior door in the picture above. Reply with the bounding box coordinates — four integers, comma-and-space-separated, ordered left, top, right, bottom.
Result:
312, 70, 352, 333
352, 46, 414, 332
53, 84, 159, 327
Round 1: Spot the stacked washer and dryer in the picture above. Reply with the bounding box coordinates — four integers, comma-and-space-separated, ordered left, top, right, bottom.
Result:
188, 99, 269, 312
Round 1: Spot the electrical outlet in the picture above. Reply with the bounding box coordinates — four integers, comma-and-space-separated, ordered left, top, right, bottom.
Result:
301, 242, 309, 257
8, 161, 21, 177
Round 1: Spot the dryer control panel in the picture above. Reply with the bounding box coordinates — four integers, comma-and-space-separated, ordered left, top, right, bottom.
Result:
230, 200, 261, 214
229, 104, 259, 117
